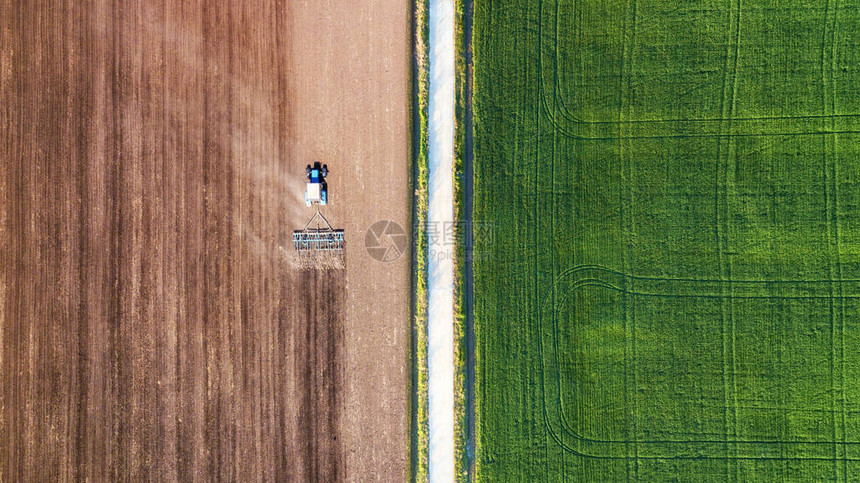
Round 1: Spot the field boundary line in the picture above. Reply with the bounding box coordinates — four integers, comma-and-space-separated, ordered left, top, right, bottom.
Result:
537, 266, 860, 460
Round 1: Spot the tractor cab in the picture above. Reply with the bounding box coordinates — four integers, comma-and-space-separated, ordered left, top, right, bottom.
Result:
305, 162, 328, 206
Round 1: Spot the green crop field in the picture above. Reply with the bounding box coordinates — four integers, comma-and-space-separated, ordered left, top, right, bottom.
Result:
472, 0, 860, 480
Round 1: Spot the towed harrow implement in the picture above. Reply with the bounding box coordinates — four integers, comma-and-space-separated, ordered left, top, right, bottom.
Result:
293, 210, 345, 252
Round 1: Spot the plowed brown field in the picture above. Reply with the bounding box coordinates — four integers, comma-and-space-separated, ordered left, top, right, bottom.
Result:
0, 1, 410, 481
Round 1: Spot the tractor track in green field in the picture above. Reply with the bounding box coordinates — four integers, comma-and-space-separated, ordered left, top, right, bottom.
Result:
538, 265, 860, 460
716, 1, 741, 472
547, 0, 860, 125
821, 0, 846, 476
617, 0, 639, 473
533, 0, 860, 452
537, 0, 860, 141
546, 264, 860, 285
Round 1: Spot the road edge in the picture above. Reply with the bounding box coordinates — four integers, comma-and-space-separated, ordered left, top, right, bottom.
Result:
410, 0, 431, 481
453, 0, 475, 480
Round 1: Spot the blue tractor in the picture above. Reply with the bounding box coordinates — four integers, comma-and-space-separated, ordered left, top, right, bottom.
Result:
304, 162, 328, 206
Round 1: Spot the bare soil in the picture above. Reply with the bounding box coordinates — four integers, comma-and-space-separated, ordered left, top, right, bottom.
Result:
0, 1, 410, 481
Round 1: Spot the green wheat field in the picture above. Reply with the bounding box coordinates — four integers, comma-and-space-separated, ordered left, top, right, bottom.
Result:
473, 0, 860, 480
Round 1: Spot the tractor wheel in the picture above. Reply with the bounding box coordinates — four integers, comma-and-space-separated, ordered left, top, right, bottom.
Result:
306, 165, 311, 179
322, 165, 328, 178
